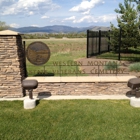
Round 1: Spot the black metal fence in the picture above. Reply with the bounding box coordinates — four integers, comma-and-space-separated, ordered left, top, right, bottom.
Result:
87, 30, 110, 58
87, 29, 140, 61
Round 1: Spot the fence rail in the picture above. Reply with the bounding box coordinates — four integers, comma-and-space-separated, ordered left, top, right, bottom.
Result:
87, 28, 140, 61
87, 30, 110, 58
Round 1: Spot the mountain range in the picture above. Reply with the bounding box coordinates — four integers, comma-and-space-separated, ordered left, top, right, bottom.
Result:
11, 25, 110, 34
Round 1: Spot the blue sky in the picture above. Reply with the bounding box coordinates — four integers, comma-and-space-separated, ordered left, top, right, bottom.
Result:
0, 0, 137, 28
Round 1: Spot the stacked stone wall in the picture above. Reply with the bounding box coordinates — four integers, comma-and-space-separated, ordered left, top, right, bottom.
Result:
0, 35, 25, 97
0, 33, 132, 98
31, 82, 130, 96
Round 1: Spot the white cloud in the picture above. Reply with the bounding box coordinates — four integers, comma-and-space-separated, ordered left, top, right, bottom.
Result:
50, 19, 59, 23
10, 23, 20, 28
41, 15, 50, 19
70, 0, 105, 15
29, 11, 34, 15
0, 0, 60, 15
64, 16, 76, 21
82, 10, 90, 15
72, 14, 116, 23
98, 14, 116, 22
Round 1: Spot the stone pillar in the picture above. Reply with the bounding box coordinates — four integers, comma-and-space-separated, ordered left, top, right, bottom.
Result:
0, 30, 25, 97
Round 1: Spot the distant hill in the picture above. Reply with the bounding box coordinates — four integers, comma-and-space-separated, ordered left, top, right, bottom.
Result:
89, 26, 110, 31
11, 25, 110, 34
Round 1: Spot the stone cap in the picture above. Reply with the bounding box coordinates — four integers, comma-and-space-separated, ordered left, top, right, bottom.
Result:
25, 76, 137, 82
0, 30, 23, 35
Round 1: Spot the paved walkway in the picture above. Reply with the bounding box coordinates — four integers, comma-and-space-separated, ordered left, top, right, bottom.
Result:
0, 95, 133, 101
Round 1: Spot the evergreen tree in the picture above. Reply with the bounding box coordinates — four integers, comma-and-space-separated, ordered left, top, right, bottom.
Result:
109, 0, 140, 51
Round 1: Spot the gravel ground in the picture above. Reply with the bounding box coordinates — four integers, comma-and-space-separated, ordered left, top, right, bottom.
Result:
76, 57, 140, 77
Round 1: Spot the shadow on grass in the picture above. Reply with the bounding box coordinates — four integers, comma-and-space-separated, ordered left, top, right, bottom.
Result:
97, 50, 140, 62
119, 49, 140, 54
36, 99, 40, 106
35, 92, 52, 106
126, 57, 140, 62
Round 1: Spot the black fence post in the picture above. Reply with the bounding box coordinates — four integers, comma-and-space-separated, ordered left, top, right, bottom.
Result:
108, 30, 110, 52
87, 30, 89, 58
99, 30, 101, 54
118, 27, 122, 61
23, 41, 27, 77
60, 65, 61, 77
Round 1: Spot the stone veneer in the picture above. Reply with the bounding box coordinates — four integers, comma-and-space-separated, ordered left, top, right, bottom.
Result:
33, 82, 130, 96
0, 30, 25, 97
25, 76, 136, 97
0, 30, 136, 98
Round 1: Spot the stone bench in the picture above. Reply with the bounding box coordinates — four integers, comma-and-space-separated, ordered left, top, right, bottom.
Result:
22, 79, 38, 109
22, 79, 38, 99
127, 78, 140, 98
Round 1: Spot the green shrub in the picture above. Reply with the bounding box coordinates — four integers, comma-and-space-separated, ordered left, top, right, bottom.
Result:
104, 61, 120, 70
129, 63, 140, 72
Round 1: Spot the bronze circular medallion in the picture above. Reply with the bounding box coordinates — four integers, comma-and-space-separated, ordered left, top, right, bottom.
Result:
26, 41, 51, 65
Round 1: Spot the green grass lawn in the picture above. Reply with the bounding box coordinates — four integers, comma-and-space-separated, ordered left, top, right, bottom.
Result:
97, 46, 140, 61
1, 100, 140, 140
23, 39, 140, 76
23, 38, 86, 76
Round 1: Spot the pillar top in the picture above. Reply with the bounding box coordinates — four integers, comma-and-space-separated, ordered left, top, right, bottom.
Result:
0, 30, 23, 35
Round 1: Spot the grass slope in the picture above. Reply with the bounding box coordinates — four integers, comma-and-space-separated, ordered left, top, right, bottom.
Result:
0, 100, 140, 140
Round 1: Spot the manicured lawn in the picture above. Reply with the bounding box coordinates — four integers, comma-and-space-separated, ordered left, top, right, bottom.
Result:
97, 46, 140, 61
1, 100, 140, 140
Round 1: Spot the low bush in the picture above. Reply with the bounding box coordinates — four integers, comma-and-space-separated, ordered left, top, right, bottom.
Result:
104, 61, 120, 70
129, 62, 140, 72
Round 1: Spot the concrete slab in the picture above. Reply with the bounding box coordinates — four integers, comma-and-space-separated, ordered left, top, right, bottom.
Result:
44, 77, 61, 82
60, 76, 100, 82
26, 77, 46, 82
99, 76, 118, 82
24, 99, 36, 109
0, 95, 132, 101
37, 95, 130, 100
117, 76, 136, 82
130, 97, 140, 107
25, 76, 137, 83
0, 30, 23, 35
75, 76, 100, 82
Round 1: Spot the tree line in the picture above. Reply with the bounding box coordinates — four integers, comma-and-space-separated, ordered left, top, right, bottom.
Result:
21, 32, 87, 39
